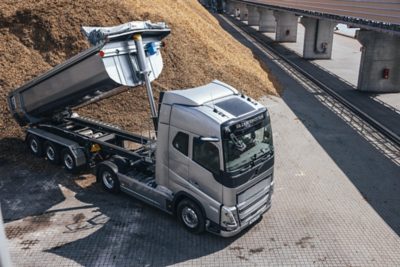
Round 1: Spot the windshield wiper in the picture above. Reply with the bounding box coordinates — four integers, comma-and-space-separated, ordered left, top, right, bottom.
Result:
255, 148, 271, 161
239, 164, 252, 173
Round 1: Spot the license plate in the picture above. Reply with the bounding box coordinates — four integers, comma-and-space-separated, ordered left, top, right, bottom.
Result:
249, 215, 260, 225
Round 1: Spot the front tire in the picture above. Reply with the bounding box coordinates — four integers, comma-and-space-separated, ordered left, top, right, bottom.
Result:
177, 199, 205, 234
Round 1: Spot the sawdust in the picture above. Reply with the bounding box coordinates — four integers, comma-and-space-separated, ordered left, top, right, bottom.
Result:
0, 0, 277, 161
74, 174, 97, 189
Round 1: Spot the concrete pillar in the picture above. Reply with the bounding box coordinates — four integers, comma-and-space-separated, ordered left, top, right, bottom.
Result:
217, 0, 224, 12
229, 0, 239, 15
273, 11, 298, 42
224, 0, 231, 14
229, 1, 238, 16
258, 8, 276, 32
300, 17, 337, 59
356, 30, 400, 93
238, 3, 248, 21
234, 3, 240, 18
247, 5, 260, 26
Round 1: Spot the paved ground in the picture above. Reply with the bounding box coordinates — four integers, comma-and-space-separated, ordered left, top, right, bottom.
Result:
2, 12, 400, 267
2, 85, 400, 266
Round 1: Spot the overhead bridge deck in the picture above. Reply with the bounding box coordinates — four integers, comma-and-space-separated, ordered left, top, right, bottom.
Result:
235, 0, 400, 34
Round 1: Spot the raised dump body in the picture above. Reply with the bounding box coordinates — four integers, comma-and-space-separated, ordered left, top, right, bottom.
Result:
8, 21, 170, 126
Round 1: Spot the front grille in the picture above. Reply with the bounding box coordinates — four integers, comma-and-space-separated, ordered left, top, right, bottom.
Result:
238, 194, 269, 223
237, 178, 271, 224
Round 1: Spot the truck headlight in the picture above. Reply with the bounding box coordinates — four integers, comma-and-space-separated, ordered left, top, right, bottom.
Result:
220, 206, 238, 231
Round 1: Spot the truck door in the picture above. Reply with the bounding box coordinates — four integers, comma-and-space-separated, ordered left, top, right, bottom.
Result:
168, 127, 190, 183
188, 137, 223, 203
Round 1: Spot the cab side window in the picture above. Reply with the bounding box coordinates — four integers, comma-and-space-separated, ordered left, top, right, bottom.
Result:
193, 138, 220, 174
172, 132, 189, 156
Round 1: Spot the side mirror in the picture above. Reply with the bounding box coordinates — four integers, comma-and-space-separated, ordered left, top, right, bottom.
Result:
200, 136, 220, 142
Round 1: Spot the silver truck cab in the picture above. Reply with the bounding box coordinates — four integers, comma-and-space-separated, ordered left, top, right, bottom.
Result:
156, 80, 274, 237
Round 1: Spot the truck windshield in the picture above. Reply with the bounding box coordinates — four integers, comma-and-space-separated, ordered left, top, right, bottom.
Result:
223, 118, 272, 173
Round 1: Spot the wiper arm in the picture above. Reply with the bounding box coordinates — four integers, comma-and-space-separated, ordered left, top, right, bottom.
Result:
239, 164, 252, 173
257, 148, 272, 160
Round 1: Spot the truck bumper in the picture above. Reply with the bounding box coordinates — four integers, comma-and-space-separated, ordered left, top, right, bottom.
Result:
208, 198, 272, 238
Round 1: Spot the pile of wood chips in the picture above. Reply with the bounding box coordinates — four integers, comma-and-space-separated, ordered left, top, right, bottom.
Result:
0, 0, 277, 161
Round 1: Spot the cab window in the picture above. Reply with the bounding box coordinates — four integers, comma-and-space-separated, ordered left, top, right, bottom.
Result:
172, 132, 189, 156
193, 138, 220, 174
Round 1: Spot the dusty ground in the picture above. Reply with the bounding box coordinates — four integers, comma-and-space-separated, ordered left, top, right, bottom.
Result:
0, 0, 277, 162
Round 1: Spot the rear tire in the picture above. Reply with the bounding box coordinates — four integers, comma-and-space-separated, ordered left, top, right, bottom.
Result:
177, 199, 205, 234
97, 163, 120, 193
44, 141, 60, 164
62, 149, 79, 173
27, 134, 43, 157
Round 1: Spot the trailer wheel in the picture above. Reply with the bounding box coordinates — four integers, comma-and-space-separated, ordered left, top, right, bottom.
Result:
177, 199, 205, 234
97, 164, 120, 193
44, 141, 60, 164
62, 149, 79, 173
27, 134, 43, 157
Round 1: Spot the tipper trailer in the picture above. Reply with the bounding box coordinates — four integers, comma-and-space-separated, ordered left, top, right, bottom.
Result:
7, 21, 274, 237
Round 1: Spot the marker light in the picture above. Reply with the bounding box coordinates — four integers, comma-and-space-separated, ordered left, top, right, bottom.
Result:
383, 68, 390, 79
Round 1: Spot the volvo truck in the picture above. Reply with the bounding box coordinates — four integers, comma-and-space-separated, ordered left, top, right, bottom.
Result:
7, 21, 274, 237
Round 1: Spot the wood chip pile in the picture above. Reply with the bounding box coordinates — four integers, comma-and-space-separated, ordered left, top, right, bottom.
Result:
0, 0, 277, 161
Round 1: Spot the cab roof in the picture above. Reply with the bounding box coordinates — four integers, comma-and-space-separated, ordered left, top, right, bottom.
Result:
162, 80, 239, 106
163, 80, 265, 127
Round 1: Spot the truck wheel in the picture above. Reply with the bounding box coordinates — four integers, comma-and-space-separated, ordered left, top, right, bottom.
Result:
177, 199, 205, 234
97, 164, 120, 193
27, 134, 43, 157
44, 141, 60, 164
62, 149, 79, 173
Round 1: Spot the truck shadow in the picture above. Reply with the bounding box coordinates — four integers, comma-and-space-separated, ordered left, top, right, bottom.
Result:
0, 138, 67, 222
0, 147, 239, 266
47, 176, 239, 266
215, 15, 400, 236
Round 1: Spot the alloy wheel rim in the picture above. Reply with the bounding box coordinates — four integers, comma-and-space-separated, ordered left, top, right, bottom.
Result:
64, 154, 74, 169
182, 207, 198, 228
102, 171, 114, 189
46, 146, 55, 160
30, 139, 39, 153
